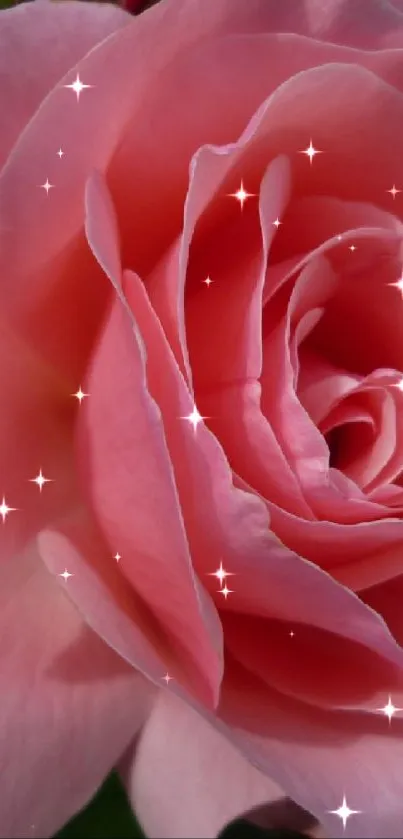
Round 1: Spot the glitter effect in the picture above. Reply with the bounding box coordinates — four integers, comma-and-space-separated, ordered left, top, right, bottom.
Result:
229, 180, 255, 209
30, 469, 52, 492
328, 796, 361, 830
72, 387, 88, 403
181, 404, 206, 432
0, 496, 17, 523
64, 73, 92, 101
387, 184, 401, 199
300, 139, 321, 164
377, 696, 403, 723
58, 569, 74, 582
162, 673, 173, 684
208, 561, 234, 587
39, 179, 54, 195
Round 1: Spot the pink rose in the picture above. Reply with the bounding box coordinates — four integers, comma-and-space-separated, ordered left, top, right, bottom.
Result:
3, 0, 403, 836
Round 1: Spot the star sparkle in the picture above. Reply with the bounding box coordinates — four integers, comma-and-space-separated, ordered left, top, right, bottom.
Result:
58, 569, 74, 582
0, 496, 17, 523
389, 270, 403, 294
300, 139, 322, 164
114, 553, 121, 563
272, 217, 282, 229
349, 245, 356, 252
208, 561, 234, 587
219, 584, 233, 599
387, 184, 401, 199
377, 695, 403, 723
181, 404, 206, 433
57, 148, 64, 159
64, 73, 92, 101
72, 386, 88, 403
203, 276, 213, 287
39, 179, 54, 195
30, 469, 52, 492
162, 673, 173, 684
328, 796, 361, 830
229, 180, 255, 209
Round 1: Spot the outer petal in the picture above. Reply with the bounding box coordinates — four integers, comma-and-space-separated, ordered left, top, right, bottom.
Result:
125, 691, 290, 839
0, 542, 156, 839
0, 0, 130, 168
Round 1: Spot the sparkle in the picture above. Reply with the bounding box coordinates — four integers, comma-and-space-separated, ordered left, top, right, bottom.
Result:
387, 184, 401, 199
219, 584, 233, 599
162, 673, 173, 684
203, 276, 213, 287
64, 73, 92, 101
39, 179, 54, 195
114, 553, 121, 562
337, 234, 343, 241
328, 796, 361, 830
272, 217, 282, 229
57, 148, 64, 159
349, 245, 356, 252
395, 378, 403, 393
72, 386, 88, 403
58, 569, 73, 582
289, 631, 295, 637
30, 469, 52, 492
377, 695, 403, 723
300, 139, 321, 164
208, 561, 234, 587
229, 180, 255, 209
0, 496, 17, 523
389, 271, 403, 294
181, 404, 206, 433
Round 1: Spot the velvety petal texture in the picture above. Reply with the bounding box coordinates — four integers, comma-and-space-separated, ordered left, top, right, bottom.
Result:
3, 0, 403, 837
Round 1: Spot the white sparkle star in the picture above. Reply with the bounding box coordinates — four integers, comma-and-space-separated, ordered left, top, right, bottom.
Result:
272, 217, 282, 229
114, 553, 121, 562
0, 496, 17, 523
300, 139, 322, 165
30, 469, 52, 492
58, 569, 73, 582
395, 378, 403, 393
208, 561, 234, 587
349, 245, 356, 252
57, 148, 64, 159
387, 184, 401, 199
289, 631, 295, 637
328, 796, 361, 830
39, 179, 54, 195
389, 271, 403, 294
162, 673, 173, 684
229, 180, 255, 210
64, 73, 92, 101
219, 584, 233, 599
72, 387, 88, 403
377, 695, 403, 723
181, 404, 206, 433
203, 276, 213, 287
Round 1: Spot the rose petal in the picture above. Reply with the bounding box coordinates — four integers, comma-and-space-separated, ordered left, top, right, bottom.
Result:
0, 540, 155, 838
0, 0, 130, 168
124, 690, 286, 839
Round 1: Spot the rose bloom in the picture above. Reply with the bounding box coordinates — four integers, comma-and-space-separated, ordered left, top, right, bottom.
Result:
4, 0, 403, 836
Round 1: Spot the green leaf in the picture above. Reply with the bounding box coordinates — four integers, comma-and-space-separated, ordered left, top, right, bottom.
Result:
55, 771, 145, 839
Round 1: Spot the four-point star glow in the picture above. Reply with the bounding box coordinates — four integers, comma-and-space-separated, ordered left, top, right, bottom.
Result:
30, 469, 51, 492
300, 139, 322, 164
162, 673, 173, 684
40, 179, 54, 195
377, 695, 403, 723
72, 386, 88, 403
389, 271, 403, 294
208, 561, 234, 587
114, 553, 121, 563
219, 584, 233, 599
272, 217, 282, 229
328, 796, 361, 830
58, 569, 74, 582
181, 404, 206, 433
387, 184, 401, 199
57, 148, 64, 159
0, 496, 16, 523
203, 276, 213, 287
64, 73, 92, 101
229, 180, 255, 209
